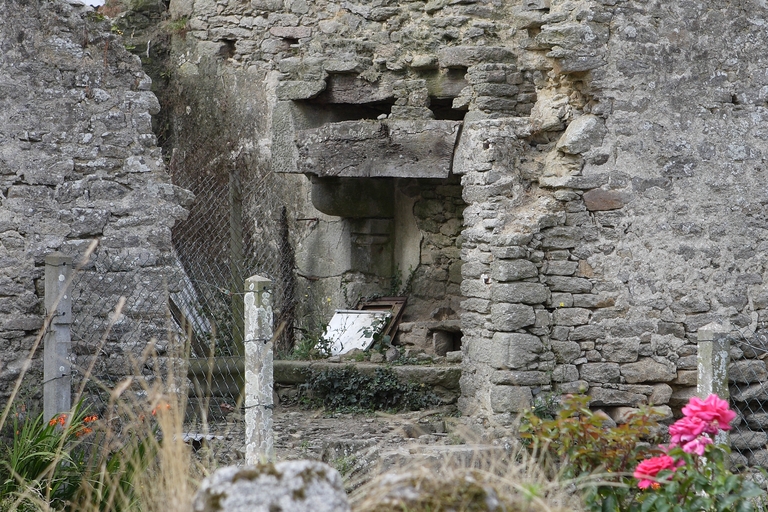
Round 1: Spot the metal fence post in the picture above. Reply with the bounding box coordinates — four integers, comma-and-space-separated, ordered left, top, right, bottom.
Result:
697, 323, 731, 445
244, 275, 274, 463
44, 252, 72, 422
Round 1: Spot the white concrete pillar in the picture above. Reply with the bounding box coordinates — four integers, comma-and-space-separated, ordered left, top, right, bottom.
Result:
244, 275, 274, 463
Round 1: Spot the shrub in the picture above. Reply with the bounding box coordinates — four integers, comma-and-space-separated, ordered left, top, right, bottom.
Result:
521, 393, 768, 512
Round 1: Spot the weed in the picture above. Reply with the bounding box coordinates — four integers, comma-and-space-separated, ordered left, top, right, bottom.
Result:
166, 17, 188, 36
331, 455, 356, 478
290, 327, 333, 360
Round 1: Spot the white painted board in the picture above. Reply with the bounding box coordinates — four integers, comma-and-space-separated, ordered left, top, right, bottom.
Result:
325, 310, 391, 356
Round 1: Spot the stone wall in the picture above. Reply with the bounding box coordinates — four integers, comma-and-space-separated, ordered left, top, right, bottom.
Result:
167, 0, 768, 433
0, 0, 190, 403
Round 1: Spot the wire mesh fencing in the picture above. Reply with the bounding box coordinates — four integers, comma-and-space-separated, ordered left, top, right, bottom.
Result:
727, 330, 768, 469
65, 70, 303, 440
162, 72, 298, 433
69, 248, 184, 418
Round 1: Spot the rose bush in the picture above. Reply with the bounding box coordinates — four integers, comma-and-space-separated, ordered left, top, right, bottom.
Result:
631, 394, 764, 512
521, 393, 767, 511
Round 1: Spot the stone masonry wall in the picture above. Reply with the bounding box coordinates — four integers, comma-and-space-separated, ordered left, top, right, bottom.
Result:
0, 0, 191, 404
172, 0, 768, 456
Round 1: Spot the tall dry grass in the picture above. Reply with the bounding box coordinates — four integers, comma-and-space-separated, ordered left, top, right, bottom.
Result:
348, 422, 587, 512
0, 241, 204, 512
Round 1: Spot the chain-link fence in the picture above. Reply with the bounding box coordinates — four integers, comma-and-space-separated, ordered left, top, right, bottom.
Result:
69, 248, 181, 415
160, 71, 298, 432
67, 69, 300, 436
727, 331, 768, 469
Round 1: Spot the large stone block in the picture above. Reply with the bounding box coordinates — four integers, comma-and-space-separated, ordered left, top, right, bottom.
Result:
546, 276, 593, 293
601, 338, 640, 363
490, 385, 533, 413
490, 303, 536, 331
569, 324, 605, 341
543, 260, 578, 275
746, 413, 768, 430
729, 360, 768, 384
192, 461, 350, 512
491, 282, 550, 304
552, 364, 579, 382
732, 383, 768, 402
490, 259, 538, 281
295, 119, 461, 178
582, 189, 627, 211
621, 358, 676, 383
580, 362, 620, 383
553, 307, 590, 326
492, 332, 545, 369
467, 336, 508, 368
649, 383, 673, 405
551, 341, 581, 363
588, 387, 647, 407
731, 431, 768, 451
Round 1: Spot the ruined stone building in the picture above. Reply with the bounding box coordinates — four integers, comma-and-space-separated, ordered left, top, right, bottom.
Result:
169, 0, 768, 429
5, 0, 768, 461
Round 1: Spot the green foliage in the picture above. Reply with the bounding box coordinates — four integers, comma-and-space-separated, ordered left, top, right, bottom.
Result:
520, 394, 660, 481
331, 455, 356, 478
0, 399, 159, 512
520, 394, 768, 512
616, 446, 765, 512
389, 265, 416, 296
166, 17, 188, 35
290, 326, 333, 360
302, 366, 440, 413
72, 426, 157, 512
0, 401, 92, 510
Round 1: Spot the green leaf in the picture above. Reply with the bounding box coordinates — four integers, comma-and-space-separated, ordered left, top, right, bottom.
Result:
641, 494, 659, 512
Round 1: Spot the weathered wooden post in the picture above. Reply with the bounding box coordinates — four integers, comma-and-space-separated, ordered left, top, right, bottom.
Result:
44, 252, 72, 422
230, 167, 245, 359
244, 275, 274, 463
697, 323, 731, 445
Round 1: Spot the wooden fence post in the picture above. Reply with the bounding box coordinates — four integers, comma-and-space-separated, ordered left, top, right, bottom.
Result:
244, 275, 274, 463
44, 252, 72, 422
697, 323, 730, 446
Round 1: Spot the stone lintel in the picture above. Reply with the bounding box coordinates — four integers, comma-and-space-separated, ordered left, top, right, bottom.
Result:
295, 119, 462, 178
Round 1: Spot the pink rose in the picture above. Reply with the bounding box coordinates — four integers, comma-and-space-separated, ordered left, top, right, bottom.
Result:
669, 416, 707, 446
634, 455, 679, 489
681, 394, 736, 431
681, 436, 713, 456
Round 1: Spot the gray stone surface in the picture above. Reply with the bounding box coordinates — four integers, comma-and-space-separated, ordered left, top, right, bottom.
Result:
579, 363, 620, 383
296, 120, 462, 179
0, 0, 190, 398
729, 360, 768, 384
490, 303, 536, 331
192, 461, 350, 512
621, 358, 676, 384
731, 431, 768, 451
489, 385, 533, 413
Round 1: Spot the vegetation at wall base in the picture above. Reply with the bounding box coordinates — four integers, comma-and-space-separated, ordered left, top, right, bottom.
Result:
302, 365, 441, 413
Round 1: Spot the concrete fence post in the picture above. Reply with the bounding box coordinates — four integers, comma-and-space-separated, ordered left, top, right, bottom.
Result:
697, 323, 731, 446
244, 275, 274, 463
44, 252, 72, 422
